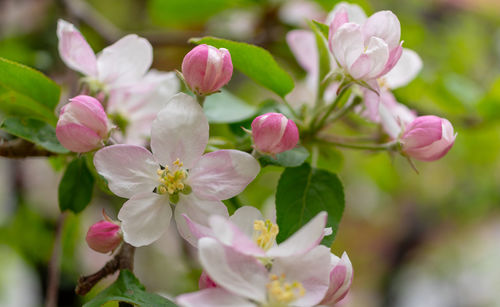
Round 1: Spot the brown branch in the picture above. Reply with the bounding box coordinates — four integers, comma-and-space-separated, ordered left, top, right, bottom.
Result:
0, 139, 55, 158
45, 212, 68, 307
75, 243, 135, 296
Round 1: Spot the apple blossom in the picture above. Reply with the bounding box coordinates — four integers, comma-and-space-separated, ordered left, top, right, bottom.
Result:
328, 8, 403, 82
319, 252, 353, 306
184, 206, 329, 261
251, 113, 299, 156
399, 115, 456, 161
176, 237, 332, 307
86, 219, 122, 254
93, 93, 260, 247
57, 19, 152, 92
56, 95, 110, 153
181, 44, 233, 96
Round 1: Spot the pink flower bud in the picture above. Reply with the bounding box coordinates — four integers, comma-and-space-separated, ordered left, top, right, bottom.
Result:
320, 252, 353, 305
86, 220, 122, 253
400, 115, 456, 161
198, 271, 217, 289
251, 112, 299, 155
56, 95, 109, 153
181, 44, 233, 96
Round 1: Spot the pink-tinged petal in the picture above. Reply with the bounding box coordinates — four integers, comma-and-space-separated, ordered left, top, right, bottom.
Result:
402, 120, 443, 148
404, 119, 456, 161
325, 2, 367, 26
271, 245, 332, 306
96, 34, 153, 88
61, 95, 109, 137
360, 87, 381, 122
229, 206, 264, 238
208, 48, 233, 93
56, 19, 97, 77
118, 192, 171, 247
199, 271, 218, 289
385, 48, 423, 89
330, 23, 364, 69
321, 252, 353, 305
376, 43, 403, 78
362, 36, 390, 79
150, 93, 209, 169
189, 150, 260, 201
182, 214, 214, 242
267, 212, 327, 258
328, 8, 349, 40
209, 215, 265, 257
198, 238, 268, 302
362, 10, 401, 50
56, 123, 103, 153
286, 30, 318, 75
174, 193, 228, 246
378, 102, 402, 139
177, 288, 256, 307
94, 145, 159, 198
349, 53, 371, 80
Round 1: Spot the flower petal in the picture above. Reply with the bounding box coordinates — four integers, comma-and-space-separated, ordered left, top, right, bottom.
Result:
385, 48, 423, 89
321, 252, 353, 305
57, 19, 98, 77
271, 245, 332, 306
286, 30, 318, 75
362, 36, 389, 79
118, 192, 171, 247
94, 145, 159, 198
209, 215, 265, 257
189, 150, 260, 201
229, 206, 264, 238
177, 288, 256, 307
325, 2, 367, 25
96, 34, 153, 88
174, 193, 228, 246
379, 102, 402, 139
150, 93, 209, 168
330, 23, 364, 69
267, 212, 327, 258
362, 10, 401, 50
198, 238, 268, 302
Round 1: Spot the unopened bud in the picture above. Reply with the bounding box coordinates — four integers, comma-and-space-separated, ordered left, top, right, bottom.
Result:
86, 220, 122, 253
181, 44, 233, 96
198, 271, 217, 289
251, 113, 299, 155
400, 115, 456, 161
56, 95, 109, 153
320, 252, 353, 305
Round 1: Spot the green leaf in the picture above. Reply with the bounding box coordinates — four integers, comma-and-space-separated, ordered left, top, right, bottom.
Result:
84, 270, 178, 307
276, 163, 344, 247
149, 0, 251, 27
259, 147, 309, 168
0, 57, 60, 124
204, 90, 257, 123
311, 20, 330, 39
478, 77, 500, 123
59, 157, 95, 214
191, 37, 294, 97
0, 117, 69, 154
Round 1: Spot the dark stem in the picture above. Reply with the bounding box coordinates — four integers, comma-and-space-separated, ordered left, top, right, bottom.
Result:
45, 212, 68, 307
75, 243, 136, 296
0, 139, 55, 158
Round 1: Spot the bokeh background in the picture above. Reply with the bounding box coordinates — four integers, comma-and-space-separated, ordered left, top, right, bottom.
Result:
0, 0, 499, 306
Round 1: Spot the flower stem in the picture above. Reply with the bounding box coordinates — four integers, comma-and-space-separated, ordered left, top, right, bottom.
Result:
281, 97, 300, 120
310, 83, 351, 134
196, 95, 206, 106
316, 136, 398, 151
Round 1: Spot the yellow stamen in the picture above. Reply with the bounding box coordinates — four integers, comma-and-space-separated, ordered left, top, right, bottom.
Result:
156, 158, 189, 200
252, 219, 279, 251
266, 274, 305, 305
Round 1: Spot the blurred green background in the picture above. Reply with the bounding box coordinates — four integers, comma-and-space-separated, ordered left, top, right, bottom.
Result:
0, 0, 499, 306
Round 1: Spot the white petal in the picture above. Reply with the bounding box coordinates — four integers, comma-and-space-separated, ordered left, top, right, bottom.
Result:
198, 238, 268, 302
189, 150, 260, 201
97, 34, 153, 88
267, 212, 327, 258
177, 288, 256, 307
385, 48, 423, 89
174, 193, 228, 246
362, 10, 401, 50
331, 23, 364, 69
118, 192, 171, 247
150, 93, 209, 168
286, 30, 318, 75
326, 2, 367, 25
271, 245, 332, 306
93, 145, 159, 198
229, 206, 264, 238
379, 101, 402, 139
56, 19, 97, 77
362, 36, 389, 79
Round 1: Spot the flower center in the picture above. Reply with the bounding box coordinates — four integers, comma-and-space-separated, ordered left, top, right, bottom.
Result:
157, 159, 190, 203
252, 219, 279, 251
266, 274, 305, 306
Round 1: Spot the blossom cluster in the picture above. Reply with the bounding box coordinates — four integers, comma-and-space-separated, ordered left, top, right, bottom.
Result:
54, 1, 457, 305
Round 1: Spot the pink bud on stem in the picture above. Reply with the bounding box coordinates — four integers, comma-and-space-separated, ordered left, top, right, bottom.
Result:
56, 95, 109, 153
86, 212, 122, 253
400, 115, 456, 161
181, 44, 233, 96
320, 252, 353, 305
251, 112, 299, 156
